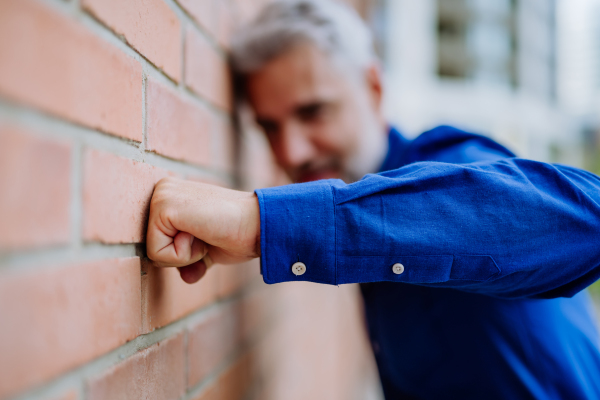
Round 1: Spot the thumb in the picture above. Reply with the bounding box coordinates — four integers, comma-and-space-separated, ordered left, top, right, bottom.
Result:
153, 231, 208, 268
174, 232, 207, 261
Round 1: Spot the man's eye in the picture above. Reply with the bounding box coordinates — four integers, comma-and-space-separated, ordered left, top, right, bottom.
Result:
297, 104, 326, 122
257, 121, 278, 136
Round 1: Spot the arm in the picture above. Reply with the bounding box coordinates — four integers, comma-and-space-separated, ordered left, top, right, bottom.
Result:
256, 158, 600, 298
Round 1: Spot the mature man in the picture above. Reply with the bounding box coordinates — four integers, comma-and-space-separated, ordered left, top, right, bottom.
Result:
146, 0, 600, 398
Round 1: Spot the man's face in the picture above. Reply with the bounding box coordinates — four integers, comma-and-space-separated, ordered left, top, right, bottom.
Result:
245, 43, 386, 183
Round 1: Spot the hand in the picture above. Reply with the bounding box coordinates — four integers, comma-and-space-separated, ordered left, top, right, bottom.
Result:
146, 177, 261, 284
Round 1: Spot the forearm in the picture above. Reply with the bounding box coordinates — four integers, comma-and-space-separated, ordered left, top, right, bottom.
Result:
257, 158, 600, 298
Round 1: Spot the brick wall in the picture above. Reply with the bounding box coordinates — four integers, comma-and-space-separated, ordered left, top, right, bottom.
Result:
0, 0, 380, 399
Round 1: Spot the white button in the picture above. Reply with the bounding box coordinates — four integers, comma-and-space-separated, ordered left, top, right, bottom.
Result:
292, 262, 306, 276
392, 263, 404, 275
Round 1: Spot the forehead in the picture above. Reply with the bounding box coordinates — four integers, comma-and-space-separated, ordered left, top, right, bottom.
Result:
245, 44, 347, 117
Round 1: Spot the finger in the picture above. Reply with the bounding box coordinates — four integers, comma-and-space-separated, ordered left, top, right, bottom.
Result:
203, 253, 214, 270
178, 259, 208, 284
146, 212, 178, 264
152, 231, 208, 268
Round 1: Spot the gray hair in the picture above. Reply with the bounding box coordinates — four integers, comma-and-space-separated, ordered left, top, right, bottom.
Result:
230, 0, 376, 79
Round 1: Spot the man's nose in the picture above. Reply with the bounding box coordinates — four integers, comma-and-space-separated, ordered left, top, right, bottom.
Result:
277, 121, 317, 169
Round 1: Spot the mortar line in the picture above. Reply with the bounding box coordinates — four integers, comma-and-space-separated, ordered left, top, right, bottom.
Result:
8, 282, 268, 400
183, 331, 266, 400
38, 0, 231, 119
167, 0, 229, 58
0, 244, 139, 274
183, 329, 190, 400
0, 101, 234, 184
71, 141, 83, 251
141, 68, 149, 155
179, 4, 187, 90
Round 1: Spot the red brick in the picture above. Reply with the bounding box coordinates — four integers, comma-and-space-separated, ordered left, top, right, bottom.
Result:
187, 305, 240, 388
217, 353, 253, 400
82, 0, 181, 81
251, 283, 380, 400
178, 0, 235, 48
83, 149, 171, 243
50, 389, 78, 400
238, 287, 270, 344
142, 260, 218, 332
194, 383, 220, 400
216, 261, 253, 299
0, 0, 142, 141
178, 0, 214, 35
87, 332, 185, 400
0, 258, 141, 399
0, 126, 71, 250
240, 127, 279, 190
188, 287, 269, 388
185, 27, 232, 111
211, 115, 236, 174
146, 78, 212, 166
193, 352, 253, 400
216, 0, 236, 48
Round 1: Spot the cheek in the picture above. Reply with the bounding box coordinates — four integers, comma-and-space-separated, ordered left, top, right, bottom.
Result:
314, 113, 359, 157
266, 135, 288, 166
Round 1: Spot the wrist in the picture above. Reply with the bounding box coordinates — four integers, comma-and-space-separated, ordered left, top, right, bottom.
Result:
240, 192, 261, 258
253, 194, 261, 257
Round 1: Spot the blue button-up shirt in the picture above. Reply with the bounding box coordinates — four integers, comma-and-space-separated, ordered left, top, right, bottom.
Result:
255, 125, 600, 399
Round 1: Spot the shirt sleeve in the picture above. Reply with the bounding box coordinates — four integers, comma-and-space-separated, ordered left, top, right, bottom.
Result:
255, 158, 600, 299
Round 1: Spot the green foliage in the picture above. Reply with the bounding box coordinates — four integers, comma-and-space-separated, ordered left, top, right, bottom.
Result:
589, 280, 600, 300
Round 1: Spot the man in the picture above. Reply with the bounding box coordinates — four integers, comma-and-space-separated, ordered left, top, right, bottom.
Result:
146, 0, 600, 398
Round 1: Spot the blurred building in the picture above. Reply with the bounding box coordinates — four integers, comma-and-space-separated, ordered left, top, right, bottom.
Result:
556, 0, 600, 173
363, 0, 592, 165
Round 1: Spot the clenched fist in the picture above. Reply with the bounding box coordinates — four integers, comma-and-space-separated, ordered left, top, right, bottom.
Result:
146, 177, 261, 284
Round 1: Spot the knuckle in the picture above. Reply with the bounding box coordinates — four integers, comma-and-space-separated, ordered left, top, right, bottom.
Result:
156, 176, 175, 187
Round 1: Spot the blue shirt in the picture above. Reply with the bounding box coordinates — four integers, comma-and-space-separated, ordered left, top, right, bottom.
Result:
255, 125, 600, 399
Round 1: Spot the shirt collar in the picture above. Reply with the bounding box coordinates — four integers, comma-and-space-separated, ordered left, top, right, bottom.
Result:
377, 125, 410, 173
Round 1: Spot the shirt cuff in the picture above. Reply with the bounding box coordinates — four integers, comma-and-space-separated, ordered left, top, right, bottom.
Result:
255, 179, 340, 285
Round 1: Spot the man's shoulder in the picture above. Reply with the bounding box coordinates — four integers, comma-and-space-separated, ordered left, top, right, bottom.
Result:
406, 125, 516, 164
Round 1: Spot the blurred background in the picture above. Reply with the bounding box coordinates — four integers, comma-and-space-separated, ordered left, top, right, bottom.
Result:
0, 0, 599, 399
356, 0, 600, 168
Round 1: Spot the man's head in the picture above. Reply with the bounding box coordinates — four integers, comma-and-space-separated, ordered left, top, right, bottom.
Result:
230, 0, 388, 183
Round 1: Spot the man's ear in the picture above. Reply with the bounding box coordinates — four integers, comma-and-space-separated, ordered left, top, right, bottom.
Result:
365, 63, 384, 115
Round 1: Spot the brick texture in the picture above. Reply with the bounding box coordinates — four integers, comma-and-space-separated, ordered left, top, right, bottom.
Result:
240, 126, 281, 190
185, 27, 232, 111
82, 0, 182, 81
192, 352, 253, 400
0, 258, 141, 399
51, 390, 78, 400
177, 0, 214, 35
83, 149, 172, 243
215, 0, 236, 47
187, 277, 267, 388
142, 259, 218, 333
0, 0, 384, 399
0, 126, 71, 250
211, 115, 236, 174
87, 332, 185, 400
0, 0, 143, 141
216, 260, 254, 300
187, 304, 240, 388
146, 78, 212, 166
177, 0, 235, 48
252, 284, 379, 400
